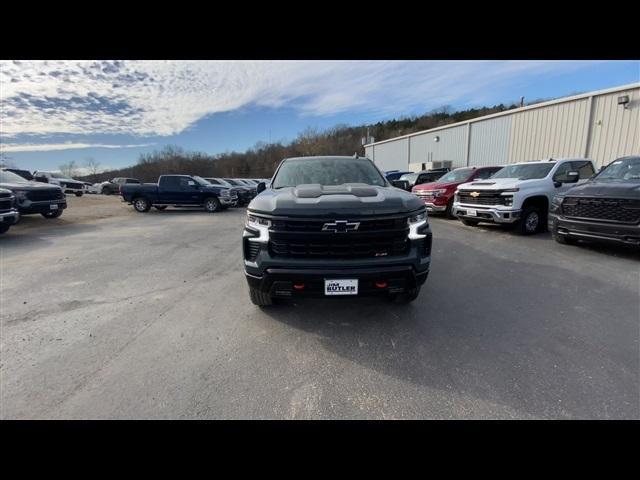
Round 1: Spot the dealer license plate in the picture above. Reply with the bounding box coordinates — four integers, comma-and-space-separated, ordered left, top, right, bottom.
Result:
50, 204, 59, 210
324, 279, 358, 296
466, 209, 477, 216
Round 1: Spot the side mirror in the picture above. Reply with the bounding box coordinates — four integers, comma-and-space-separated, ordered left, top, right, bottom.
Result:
256, 182, 266, 194
391, 180, 409, 190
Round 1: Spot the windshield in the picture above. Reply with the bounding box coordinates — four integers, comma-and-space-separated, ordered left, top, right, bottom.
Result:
400, 173, 418, 183
272, 157, 387, 188
492, 163, 554, 180
192, 176, 211, 186
0, 170, 31, 184
213, 178, 232, 187
50, 172, 69, 179
437, 168, 473, 183
596, 157, 640, 181
223, 178, 240, 186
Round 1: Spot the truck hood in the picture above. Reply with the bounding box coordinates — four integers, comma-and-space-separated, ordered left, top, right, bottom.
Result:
249, 184, 423, 216
563, 180, 640, 199
0, 181, 63, 192
457, 178, 526, 191
413, 180, 463, 191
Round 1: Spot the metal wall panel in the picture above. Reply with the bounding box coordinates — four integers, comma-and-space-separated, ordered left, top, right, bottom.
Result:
408, 125, 467, 169
468, 115, 512, 166
508, 98, 590, 163
364, 145, 375, 161
587, 88, 640, 168
370, 138, 409, 172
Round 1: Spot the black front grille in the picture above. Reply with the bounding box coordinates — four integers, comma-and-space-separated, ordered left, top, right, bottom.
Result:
269, 215, 410, 259
458, 190, 509, 206
562, 197, 640, 224
0, 199, 14, 212
26, 189, 64, 202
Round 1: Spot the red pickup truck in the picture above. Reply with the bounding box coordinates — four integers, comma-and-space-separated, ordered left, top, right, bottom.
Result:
412, 166, 503, 218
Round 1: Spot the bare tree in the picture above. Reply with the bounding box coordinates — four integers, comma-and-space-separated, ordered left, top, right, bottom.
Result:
84, 157, 101, 176
59, 160, 78, 178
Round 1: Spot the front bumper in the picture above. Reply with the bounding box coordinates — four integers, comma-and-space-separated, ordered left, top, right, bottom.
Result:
0, 210, 19, 224
453, 203, 521, 224
246, 265, 429, 298
17, 199, 67, 215
549, 213, 640, 246
424, 202, 447, 213
220, 197, 235, 206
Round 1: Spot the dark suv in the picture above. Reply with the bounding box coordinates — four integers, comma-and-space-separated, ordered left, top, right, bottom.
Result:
0, 170, 67, 218
549, 155, 640, 247
243, 155, 432, 306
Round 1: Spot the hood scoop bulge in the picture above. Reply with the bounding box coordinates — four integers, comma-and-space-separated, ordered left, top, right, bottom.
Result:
293, 184, 378, 198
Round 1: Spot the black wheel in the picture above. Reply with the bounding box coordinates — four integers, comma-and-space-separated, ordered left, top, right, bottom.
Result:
444, 198, 455, 219
516, 206, 543, 235
155, 205, 168, 210
41, 209, 63, 219
461, 218, 480, 227
102, 187, 111, 195
133, 197, 151, 212
75, 192, 83, 197
249, 287, 272, 306
0, 223, 11, 234
390, 286, 421, 303
204, 197, 221, 213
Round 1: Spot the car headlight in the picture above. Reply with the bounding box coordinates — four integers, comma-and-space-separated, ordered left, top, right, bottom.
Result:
433, 189, 447, 197
551, 195, 564, 206
407, 211, 428, 240
246, 213, 271, 243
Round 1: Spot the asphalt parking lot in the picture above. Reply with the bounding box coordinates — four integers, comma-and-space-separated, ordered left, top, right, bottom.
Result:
1, 195, 638, 419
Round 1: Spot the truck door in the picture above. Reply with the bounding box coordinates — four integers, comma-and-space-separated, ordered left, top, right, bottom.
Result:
159, 176, 187, 203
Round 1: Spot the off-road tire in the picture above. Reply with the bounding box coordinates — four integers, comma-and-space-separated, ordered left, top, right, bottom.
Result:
249, 287, 273, 306
41, 209, 63, 219
204, 197, 221, 213
516, 206, 543, 235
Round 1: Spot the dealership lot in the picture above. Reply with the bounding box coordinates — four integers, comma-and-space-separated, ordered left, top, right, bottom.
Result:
0, 196, 638, 419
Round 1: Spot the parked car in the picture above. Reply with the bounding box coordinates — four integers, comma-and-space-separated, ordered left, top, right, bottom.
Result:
397, 168, 450, 191
32, 170, 85, 196
0, 188, 20, 234
412, 166, 503, 218
385, 170, 413, 182
120, 175, 234, 213
453, 158, 596, 234
97, 177, 141, 195
0, 170, 67, 218
243, 155, 432, 306
549, 155, 640, 247
84, 182, 100, 194
203, 178, 242, 206
2, 168, 34, 181
223, 178, 257, 203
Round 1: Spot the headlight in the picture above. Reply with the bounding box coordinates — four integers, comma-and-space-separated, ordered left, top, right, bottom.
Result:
433, 189, 447, 197
551, 195, 564, 206
407, 211, 428, 240
501, 188, 520, 193
14, 190, 28, 201
247, 214, 271, 227
246, 213, 271, 244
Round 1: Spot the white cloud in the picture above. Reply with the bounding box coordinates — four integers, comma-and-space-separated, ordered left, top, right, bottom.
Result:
0, 60, 602, 139
0, 142, 153, 152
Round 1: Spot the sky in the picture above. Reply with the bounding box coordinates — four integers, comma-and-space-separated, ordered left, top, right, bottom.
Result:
1, 60, 638, 174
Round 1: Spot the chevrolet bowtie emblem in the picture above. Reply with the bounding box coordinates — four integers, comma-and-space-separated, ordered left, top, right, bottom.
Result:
322, 220, 360, 233
470, 191, 480, 197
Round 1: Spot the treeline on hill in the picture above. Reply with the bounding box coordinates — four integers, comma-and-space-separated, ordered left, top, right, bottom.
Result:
79, 103, 519, 183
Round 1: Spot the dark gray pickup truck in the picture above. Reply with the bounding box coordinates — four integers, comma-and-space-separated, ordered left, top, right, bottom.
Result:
120, 175, 236, 213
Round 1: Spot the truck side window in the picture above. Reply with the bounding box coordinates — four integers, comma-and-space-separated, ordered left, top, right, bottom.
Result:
552, 163, 573, 182
571, 161, 595, 179
161, 176, 180, 189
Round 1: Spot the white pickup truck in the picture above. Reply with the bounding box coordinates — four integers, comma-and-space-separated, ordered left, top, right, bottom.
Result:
453, 158, 596, 234
32, 171, 85, 196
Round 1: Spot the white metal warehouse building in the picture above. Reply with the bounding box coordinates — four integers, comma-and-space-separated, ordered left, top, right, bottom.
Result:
364, 83, 640, 172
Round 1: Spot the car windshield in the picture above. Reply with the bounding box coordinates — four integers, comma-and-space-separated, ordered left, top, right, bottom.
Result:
272, 157, 387, 188
399, 173, 418, 183
224, 179, 240, 186
50, 172, 68, 179
192, 176, 211, 186
491, 163, 555, 180
0, 170, 31, 184
437, 168, 473, 183
215, 178, 233, 187
595, 157, 640, 181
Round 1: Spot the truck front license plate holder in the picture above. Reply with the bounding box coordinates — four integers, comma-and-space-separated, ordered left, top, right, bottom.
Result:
324, 279, 358, 296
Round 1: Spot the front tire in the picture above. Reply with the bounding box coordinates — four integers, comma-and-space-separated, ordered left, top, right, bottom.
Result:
0, 223, 11, 234
102, 187, 111, 195
249, 287, 273, 306
516, 206, 543, 235
444, 198, 455, 219
41, 209, 63, 219
133, 197, 151, 212
204, 197, 221, 213
75, 192, 83, 197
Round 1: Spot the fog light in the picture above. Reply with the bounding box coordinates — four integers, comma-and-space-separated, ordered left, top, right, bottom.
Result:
375, 281, 388, 289
293, 283, 305, 290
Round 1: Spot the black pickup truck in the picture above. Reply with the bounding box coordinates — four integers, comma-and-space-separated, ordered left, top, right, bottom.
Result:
242, 155, 432, 306
0, 170, 67, 219
549, 155, 640, 247
120, 175, 235, 212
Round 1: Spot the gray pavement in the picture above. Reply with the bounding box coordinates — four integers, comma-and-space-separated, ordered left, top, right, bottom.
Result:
1, 198, 638, 419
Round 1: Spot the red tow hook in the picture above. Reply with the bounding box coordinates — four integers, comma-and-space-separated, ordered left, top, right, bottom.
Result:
293, 283, 305, 291
375, 281, 388, 289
